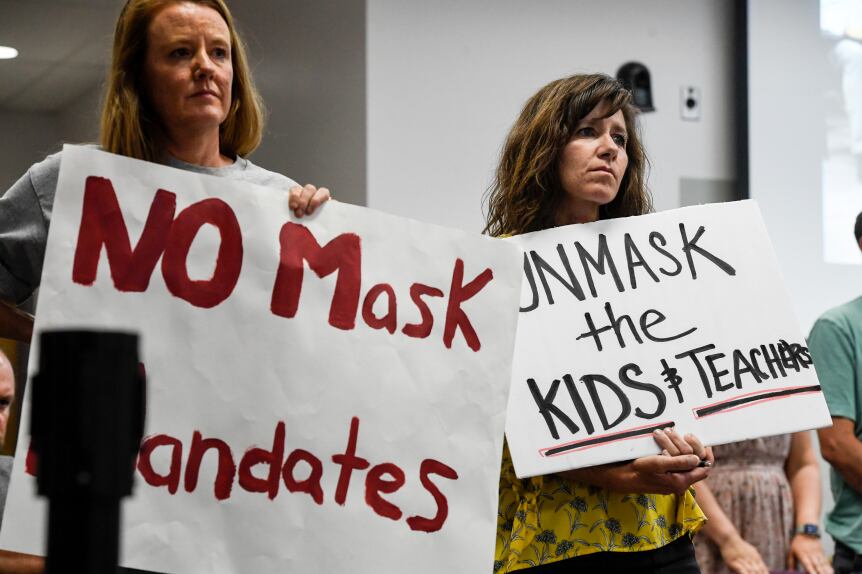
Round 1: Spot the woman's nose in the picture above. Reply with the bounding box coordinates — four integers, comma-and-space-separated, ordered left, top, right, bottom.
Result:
597, 133, 617, 158
193, 52, 215, 79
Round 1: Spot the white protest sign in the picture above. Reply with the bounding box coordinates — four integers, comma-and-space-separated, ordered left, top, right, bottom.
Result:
504, 201, 831, 478
0, 145, 523, 574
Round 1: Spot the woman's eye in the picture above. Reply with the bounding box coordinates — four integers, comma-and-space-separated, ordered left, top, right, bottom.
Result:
612, 133, 627, 146
575, 127, 594, 137
171, 48, 190, 58
213, 47, 229, 59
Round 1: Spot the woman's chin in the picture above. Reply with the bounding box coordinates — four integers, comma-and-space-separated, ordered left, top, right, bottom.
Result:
165, 113, 227, 137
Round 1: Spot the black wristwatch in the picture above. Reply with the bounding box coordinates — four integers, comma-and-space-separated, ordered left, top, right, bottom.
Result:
796, 523, 821, 538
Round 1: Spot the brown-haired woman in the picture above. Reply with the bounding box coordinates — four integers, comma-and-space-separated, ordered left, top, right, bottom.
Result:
488, 73, 712, 574
0, 0, 330, 342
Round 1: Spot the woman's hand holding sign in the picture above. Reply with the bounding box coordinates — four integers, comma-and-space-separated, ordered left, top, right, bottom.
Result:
654, 427, 711, 461
288, 184, 331, 218
560, 428, 713, 495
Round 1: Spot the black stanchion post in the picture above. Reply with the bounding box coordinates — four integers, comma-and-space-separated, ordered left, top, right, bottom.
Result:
30, 330, 145, 574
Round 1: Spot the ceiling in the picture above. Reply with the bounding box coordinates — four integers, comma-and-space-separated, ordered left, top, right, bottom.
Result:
0, 0, 122, 112
0, 0, 324, 114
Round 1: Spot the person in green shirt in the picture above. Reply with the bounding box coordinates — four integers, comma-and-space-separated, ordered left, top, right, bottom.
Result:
810, 211, 862, 574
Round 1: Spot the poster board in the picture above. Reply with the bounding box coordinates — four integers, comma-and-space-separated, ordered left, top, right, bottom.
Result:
504, 201, 832, 478
0, 145, 523, 573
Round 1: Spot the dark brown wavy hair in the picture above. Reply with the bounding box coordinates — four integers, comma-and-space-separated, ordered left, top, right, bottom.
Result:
484, 73, 652, 236
100, 0, 264, 162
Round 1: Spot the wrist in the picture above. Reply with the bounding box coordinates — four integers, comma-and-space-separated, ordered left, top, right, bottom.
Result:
794, 523, 821, 538
589, 462, 628, 492
560, 461, 627, 491
714, 528, 743, 547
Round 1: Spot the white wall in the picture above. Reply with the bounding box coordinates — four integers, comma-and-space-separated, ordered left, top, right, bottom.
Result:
367, 0, 736, 233
749, 0, 862, 551
749, 0, 860, 333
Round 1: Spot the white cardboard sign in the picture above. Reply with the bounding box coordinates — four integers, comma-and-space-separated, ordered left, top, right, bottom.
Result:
504, 201, 832, 478
0, 145, 523, 574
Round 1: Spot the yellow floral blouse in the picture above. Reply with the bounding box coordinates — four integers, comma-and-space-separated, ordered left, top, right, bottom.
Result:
494, 442, 706, 572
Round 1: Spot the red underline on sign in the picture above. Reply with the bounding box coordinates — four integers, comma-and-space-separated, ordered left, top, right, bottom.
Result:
692, 385, 823, 419
539, 421, 675, 458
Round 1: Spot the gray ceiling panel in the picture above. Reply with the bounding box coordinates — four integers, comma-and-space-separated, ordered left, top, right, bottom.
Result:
0, 59, 52, 103
0, 0, 121, 111
6, 63, 104, 112
0, 1, 116, 63
0, 0, 302, 113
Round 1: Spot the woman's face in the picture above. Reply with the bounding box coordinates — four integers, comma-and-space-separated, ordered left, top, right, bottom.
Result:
143, 2, 233, 139
557, 102, 629, 213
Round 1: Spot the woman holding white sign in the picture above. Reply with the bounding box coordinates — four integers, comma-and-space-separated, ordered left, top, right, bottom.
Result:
486, 74, 712, 573
0, 1, 327, 572
0, 0, 330, 343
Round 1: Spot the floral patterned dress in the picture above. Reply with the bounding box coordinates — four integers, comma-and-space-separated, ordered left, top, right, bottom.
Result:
693, 435, 794, 574
494, 442, 706, 572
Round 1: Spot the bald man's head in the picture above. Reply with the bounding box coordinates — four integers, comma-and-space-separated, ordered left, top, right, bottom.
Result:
0, 351, 14, 448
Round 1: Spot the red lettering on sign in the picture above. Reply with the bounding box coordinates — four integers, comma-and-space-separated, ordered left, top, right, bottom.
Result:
25, 442, 37, 476
365, 462, 405, 521
270, 230, 492, 351
72, 177, 175, 291
270, 223, 362, 330
406, 458, 459, 533
402, 284, 444, 339
184, 431, 236, 501
362, 283, 397, 334
443, 259, 493, 352
72, 177, 242, 309
331, 416, 370, 505
282, 449, 325, 505
71, 183, 495, 350
161, 198, 243, 309
110, 418, 459, 532
138, 434, 183, 494
238, 421, 285, 500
